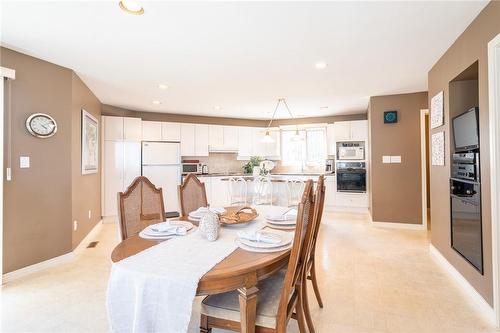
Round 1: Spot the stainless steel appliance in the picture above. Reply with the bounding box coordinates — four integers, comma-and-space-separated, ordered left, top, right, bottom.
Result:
202, 164, 209, 174
336, 161, 366, 193
450, 178, 483, 273
325, 159, 334, 173
182, 161, 202, 175
142, 142, 182, 214
337, 142, 365, 160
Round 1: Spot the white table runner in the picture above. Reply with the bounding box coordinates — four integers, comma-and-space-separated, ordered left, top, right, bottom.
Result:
106, 205, 288, 333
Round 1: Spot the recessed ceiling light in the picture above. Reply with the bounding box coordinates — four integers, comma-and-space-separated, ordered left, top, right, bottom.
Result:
119, 0, 144, 15
315, 62, 327, 70
152, 100, 161, 105
158, 84, 169, 90
214, 105, 222, 110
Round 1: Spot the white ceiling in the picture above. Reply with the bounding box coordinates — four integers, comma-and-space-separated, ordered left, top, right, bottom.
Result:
0, 1, 488, 119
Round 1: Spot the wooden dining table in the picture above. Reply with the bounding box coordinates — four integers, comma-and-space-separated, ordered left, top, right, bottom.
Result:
111, 212, 292, 333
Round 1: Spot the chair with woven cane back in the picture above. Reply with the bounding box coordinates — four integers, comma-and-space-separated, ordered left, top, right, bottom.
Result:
117, 176, 166, 241
199, 180, 315, 333
301, 175, 326, 333
179, 173, 208, 217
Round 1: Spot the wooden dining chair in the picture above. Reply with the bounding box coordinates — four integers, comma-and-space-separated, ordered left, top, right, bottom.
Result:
179, 173, 208, 217
301, 175, 326, 333
117, 176, 166, 240
200, 180, 315, 333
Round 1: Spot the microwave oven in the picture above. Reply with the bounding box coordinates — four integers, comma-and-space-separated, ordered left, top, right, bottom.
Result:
182, 162, 202, 175
337, 142, 365, 160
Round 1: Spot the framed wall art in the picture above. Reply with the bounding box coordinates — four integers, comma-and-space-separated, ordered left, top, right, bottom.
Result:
81, 109, 99, 175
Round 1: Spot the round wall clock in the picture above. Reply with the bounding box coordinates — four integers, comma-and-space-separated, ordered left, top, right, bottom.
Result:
26, 113, 58, 138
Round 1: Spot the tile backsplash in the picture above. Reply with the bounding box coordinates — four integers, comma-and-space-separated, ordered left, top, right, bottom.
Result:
183, 153, 327, 174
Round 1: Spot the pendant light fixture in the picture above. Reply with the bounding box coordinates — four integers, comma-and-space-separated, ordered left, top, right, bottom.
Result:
262, 98, 302, 143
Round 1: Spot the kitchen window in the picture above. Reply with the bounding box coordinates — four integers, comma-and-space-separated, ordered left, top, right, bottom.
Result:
281, 127, 326, 166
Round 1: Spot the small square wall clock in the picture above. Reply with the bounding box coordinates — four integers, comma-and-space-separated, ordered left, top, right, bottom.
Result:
384, 111, 398, 124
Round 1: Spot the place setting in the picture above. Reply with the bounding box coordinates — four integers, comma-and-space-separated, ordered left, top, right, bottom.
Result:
265, 207, 298, 230
139, 219, 195, 240
235, 228, 294, 253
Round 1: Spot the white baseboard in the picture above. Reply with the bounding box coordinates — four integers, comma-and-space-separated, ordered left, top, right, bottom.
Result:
73, 220, 103, 255
2, 252, 75, 284
429, 244, 496, 324
370, 220, 426, 230
2, 220, 104, 285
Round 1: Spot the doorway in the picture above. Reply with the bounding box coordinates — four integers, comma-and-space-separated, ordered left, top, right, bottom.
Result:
420, 109, 431, 230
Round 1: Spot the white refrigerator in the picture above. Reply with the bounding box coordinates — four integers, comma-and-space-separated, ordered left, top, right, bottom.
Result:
142, 141, 182, 214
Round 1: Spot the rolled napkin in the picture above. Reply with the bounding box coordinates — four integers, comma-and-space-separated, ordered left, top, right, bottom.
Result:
191, 206, 226, 215
237, 231, 282, 244
150, 221, 187, 235
266, 208, 298, 221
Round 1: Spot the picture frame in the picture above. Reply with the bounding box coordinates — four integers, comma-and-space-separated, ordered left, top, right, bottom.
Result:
431, 91, 444, 129
81, 109, 99, 175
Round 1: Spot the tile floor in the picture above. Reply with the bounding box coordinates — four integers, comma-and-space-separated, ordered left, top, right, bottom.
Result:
1, 212, 497, 333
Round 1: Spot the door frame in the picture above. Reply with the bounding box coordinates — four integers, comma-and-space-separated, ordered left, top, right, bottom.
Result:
488, 32, 500, 328
0, 66, 16, 285
420, 109, 429, 229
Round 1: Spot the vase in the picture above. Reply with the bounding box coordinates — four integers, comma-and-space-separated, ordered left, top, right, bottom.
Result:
199, 211, 219, 241
252, 166, 261, 177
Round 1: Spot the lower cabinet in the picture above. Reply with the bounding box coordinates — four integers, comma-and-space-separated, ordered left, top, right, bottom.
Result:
210, 177, 229, 207
334, 192, 369, 208
198, 176, 212, 205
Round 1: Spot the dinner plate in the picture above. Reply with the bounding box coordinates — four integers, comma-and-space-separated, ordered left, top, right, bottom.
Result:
239, 231, 293, 249
265, 223, 296, 231
141, 221, 194, 237
266, 219, 297, 226
235, 239, 292, 253
189, 207, 226, 219
265, 214, 297, 222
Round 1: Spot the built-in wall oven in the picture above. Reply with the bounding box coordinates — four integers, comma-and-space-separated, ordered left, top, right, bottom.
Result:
336, 162, 366, 193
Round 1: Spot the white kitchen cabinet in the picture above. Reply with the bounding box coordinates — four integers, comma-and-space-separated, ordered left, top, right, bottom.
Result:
350, 120, 368, 141
123, 142, 142, 187
142, 121, 162, 141
195, 124, 209, 156
334, 120, 368, 142
334, 121, 351, 142
103, 141, 124, 216
180, 124, 196, 156
161, 122, 181, 141
103, 116, 124, 141
223, 126, 239, 150
123, 117, 142, 141
252, 128, 268, 157
334, 192, 369, 208
210, 177, 229, 207
238, 126, 254, 158
198, 176, 212, 204
326, 124, 336, 155
324, 176, 336, 208
208, 125, 224, 150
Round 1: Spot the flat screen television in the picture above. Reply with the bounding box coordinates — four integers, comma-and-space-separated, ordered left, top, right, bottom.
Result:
452, 107, 479, 152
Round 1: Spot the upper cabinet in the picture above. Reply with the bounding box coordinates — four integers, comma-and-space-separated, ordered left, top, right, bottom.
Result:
103, 116, 141, 142
326, 124, 336, 155
209, 125, 239, 151
238, 127, 254, 158
334, 120, 368, 142
181, 123, 209, 156
194, 124, 209, 156
103, 116, 124, 141
180, 124, 196, 156
123, 117, 142, 141
142, 121, 162, 141
161, 122, 181, 141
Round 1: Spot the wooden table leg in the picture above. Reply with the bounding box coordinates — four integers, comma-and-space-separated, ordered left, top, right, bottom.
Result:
238, 285, 259, 333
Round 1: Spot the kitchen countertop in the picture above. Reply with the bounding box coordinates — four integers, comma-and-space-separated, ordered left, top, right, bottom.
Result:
193, 172, 334, 178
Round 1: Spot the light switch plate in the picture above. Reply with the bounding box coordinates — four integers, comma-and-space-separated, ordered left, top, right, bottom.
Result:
382, 156, 391, 164
20, 156, 30, 168
391, 156, 402, 163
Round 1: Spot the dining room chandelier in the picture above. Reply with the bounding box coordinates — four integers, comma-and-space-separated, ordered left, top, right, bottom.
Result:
261, 98, 302, 143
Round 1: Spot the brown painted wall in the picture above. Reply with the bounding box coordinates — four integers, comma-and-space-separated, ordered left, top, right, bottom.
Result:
428, 1, 500, 306
2, 47, 73, 272
71, 73, 101, 250
102, 104, 367, 126
368, 92, 428, 224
